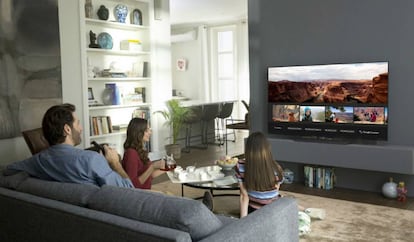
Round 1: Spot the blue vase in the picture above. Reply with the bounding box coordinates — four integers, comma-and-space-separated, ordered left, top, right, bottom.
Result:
114, 4, 128, 23
104, 83, 121, 105
113, 85, 121, 105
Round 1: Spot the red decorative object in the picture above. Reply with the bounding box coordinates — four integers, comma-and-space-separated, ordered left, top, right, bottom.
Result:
397, 181, 407, 202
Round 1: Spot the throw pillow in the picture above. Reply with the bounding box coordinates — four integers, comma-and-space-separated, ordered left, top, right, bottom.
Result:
88, 185, 223, 240
0, 171, 29, 189
17, 177, 100, 207
298, 211, 311, 236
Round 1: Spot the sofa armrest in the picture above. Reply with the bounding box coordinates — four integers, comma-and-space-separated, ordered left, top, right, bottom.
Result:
200, 197, 299, 242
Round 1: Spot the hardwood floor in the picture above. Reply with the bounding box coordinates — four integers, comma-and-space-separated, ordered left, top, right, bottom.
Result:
153, 130, 414, 211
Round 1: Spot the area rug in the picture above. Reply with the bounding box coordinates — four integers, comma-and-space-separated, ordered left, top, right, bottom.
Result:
152, 181, 414, 242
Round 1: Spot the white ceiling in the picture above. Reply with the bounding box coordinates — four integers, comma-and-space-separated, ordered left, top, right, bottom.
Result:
169, 0, 247, 26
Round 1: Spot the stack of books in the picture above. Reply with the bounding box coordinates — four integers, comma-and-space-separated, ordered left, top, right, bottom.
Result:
90, 116, 113, 136
132, 107, 150, 119
304, 165, 335, 190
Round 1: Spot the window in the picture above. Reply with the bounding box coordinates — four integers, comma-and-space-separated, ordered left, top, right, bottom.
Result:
210, 25, 237, 102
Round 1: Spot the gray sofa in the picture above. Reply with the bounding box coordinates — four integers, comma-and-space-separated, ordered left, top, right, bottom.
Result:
0, 170, 299, 242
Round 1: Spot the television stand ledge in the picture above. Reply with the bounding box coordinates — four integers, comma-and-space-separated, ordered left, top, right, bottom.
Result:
269, 138, 414, 175
280, 182, 414, 211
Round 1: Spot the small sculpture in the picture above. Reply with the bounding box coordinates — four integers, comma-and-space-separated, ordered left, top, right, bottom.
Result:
88, 30, 100, 48
85, 0, 93, 18
397, 181, 407, 202
131, 9, 142, 25
97, 5, 109, 20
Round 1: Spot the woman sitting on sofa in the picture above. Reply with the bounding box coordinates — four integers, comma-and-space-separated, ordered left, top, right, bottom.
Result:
122, 118, 166, 189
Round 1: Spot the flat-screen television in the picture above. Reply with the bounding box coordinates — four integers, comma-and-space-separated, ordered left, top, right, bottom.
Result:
268, 62, 388, 142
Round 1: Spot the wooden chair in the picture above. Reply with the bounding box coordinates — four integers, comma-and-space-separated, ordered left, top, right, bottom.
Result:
21, 128, 50, 155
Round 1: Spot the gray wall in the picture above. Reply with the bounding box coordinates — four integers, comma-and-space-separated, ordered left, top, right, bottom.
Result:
248, 0, 414, 195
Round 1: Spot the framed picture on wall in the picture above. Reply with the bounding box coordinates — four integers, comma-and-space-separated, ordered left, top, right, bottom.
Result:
176, 58, 187, 71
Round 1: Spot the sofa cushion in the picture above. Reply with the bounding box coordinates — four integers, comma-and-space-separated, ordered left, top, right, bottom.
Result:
0, 171, 29, 189
88, 185, 223, 240
17, 177, 100, 207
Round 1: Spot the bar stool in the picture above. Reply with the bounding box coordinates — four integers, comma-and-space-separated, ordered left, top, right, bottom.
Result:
182, 105, 202, 153
200, 103, 220, 147
216, 102, 236, 145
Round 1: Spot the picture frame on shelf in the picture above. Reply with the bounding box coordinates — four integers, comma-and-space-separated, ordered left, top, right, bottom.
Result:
88, 87, 94, 101
88, 87, 104, 106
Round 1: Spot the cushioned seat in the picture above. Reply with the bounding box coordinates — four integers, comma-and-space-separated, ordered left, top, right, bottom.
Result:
183, 105, 203, 152
200, 104, 220, 147
216, 102, 236, 145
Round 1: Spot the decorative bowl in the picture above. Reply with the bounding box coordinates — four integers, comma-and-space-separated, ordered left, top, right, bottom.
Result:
97, 32, 113, 49
217, 162, 237, 170
216, 156, 238, 170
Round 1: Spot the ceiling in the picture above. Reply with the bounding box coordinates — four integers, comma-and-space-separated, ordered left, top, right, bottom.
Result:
169, 0, 247, 27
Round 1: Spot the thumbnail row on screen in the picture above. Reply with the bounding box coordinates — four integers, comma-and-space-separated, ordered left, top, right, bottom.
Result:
271, 105, 388, 125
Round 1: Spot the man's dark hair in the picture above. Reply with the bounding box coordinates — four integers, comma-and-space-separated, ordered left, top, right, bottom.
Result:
42, 103, 76, 145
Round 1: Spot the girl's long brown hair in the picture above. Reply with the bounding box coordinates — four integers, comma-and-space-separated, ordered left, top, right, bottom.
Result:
123, 118, 150, 165
244, 132, 283, 191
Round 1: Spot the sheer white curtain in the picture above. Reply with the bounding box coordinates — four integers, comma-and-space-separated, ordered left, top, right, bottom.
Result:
199, 25, 210, 102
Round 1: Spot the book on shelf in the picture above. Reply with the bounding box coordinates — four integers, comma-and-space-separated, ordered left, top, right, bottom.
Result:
132, 61, 149, 78
112, 124, 128, 130
135, 87, 146, 103
132, 107, 150, 119
90, 115, 113, 136
106, 116, 113, 133
101, 117, 109, 134
304, 165, 335, 190
122, 87, 146, 105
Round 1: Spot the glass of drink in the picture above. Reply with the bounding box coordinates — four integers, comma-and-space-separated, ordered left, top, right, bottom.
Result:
166, 155, 177, 170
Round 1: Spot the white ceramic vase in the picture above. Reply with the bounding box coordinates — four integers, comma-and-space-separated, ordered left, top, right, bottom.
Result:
382, 177, 397, 198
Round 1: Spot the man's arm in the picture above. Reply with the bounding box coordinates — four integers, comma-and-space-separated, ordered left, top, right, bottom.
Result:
103, 145, 129, 179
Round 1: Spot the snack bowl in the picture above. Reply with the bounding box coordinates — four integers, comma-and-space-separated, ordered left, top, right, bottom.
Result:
216, 156, 238, 170
217, 162, 237, 170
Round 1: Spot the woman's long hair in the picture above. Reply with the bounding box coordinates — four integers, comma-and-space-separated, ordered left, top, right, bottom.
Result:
123, 118, 150, 165
244, 132, 283, 191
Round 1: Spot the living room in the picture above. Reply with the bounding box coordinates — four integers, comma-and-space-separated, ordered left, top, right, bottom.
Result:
1, 0, 414, 241
1, 0, 413, 201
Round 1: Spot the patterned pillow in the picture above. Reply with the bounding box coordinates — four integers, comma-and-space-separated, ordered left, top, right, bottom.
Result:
298, 211, 311, 236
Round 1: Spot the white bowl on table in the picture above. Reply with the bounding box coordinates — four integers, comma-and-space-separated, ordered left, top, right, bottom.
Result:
216, 160, 237, 170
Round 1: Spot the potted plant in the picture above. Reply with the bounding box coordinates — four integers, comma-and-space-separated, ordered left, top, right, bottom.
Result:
155, 99, 191, 159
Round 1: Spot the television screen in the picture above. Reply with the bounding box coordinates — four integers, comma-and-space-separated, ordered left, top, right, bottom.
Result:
268, 62, 388, 141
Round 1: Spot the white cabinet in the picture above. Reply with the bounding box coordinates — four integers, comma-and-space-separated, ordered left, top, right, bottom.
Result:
80, 0, 153, 153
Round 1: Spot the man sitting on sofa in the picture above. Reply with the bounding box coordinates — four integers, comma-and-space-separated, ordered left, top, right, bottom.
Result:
5, 103, 133, 188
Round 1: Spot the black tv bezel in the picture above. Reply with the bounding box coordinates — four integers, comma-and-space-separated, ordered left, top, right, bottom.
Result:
267, 61, 389, 143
